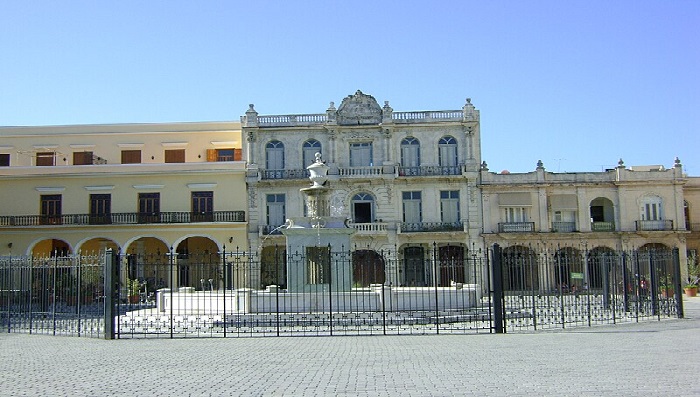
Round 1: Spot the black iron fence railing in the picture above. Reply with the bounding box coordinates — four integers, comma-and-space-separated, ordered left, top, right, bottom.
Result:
635, 220, 673, 231
0, 211, 246, 226
498, 222, 535, 233
0, 245, 683, 339
551, 222, 576, 233
591, 221, 615, 232
262, 169, 309, 180
398, 165, 463, 176
399, 222, 463, 232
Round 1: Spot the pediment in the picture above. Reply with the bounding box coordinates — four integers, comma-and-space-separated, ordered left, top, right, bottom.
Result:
336, 90, 382, 125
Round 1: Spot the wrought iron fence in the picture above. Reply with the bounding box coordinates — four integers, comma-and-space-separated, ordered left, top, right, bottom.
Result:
491, 244, 683, 333
0, 254, 105, 337
0, 245, 684, 339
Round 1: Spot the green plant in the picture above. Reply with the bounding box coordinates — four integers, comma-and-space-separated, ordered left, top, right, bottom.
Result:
127, 278, 141, 296
687, 252, 699, 287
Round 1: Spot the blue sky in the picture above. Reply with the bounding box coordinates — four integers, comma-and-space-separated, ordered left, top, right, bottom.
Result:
1, 1, 698, 174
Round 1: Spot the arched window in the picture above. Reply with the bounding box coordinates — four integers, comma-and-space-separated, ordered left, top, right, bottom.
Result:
400, 137, 420, 167
265, 140, 284, 170
351, 192, 375, 223
302, 139, 322, 167
438, 136, 458, 167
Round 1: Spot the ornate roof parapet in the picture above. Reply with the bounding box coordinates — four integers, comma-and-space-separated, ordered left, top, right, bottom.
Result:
336, 90, 383, 125
382, 101, 394, 124
325, 102, 337, 125
241, 104, 259, 127
463, 98, 478, 121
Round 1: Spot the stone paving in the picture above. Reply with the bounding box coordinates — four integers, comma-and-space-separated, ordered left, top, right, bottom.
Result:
1, 297, 699, 397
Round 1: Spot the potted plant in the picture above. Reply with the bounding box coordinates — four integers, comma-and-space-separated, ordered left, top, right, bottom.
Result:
127, 278, 141, 304
686, 253, 699, 297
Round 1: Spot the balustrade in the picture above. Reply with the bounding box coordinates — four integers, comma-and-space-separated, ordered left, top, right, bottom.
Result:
0, 211, 245, 227
635, 220, 673, 231
498, 222, 535, 233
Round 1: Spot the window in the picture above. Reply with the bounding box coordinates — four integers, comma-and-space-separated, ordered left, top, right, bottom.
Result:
440, 191, 460, 224
40, 194, 62, 225
400, 137, 420, 167
266, 141, 285, 170
350, 142, 373, 167
0, 154, 9, 166
641, 196, 663, 221
90, 194, 111, 224
266, 194, 286, 230
206, 148, 242, 162
36, 152, 55, 166
165, 149, 185, 163
73, 151, 93, 165
504, 207, 528, 223
192, 191, 214, 222
351, 192, 374, 223
303, 139, 322, 167
121, 150, 141, 164
402, 191, 422, 224
138, 193, 160, 223
438, 136, 458, 167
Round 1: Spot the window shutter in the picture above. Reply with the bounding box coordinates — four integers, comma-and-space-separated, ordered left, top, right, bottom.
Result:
206, 149, 217, 162
234, 148, 242, 161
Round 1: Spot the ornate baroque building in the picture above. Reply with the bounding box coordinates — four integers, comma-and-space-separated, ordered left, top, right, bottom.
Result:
243, 91, 484, 288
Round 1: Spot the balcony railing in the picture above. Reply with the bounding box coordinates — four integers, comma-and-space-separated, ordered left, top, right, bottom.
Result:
348, 222, 390, 233
0, 211, 246, 226
399, 222, 463, 233
551, 222, 576, 233
337, 166, 384, 177
397, 165, 463, 177
261, 169, 310, 180
498, 222, 535, 233
591, 221, 615, 232
635, 220, 673, 231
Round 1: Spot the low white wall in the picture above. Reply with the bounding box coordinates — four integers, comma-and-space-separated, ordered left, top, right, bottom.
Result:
157, 284, 481, 315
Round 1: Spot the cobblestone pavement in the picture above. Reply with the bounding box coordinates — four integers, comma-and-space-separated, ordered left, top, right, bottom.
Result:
1, 298, 699, 397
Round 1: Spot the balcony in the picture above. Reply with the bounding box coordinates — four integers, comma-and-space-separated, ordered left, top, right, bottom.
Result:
261, 169, 309, 180
635, 220, 673, 231
399, 222, 464, 233
397, 165, 463, 177
591, 221, 615, 232
498, 222, 535, 233
348, 222, 390, 234
337, 166, 384, 178
551, 222, 576, 233
0, 211, 246, 227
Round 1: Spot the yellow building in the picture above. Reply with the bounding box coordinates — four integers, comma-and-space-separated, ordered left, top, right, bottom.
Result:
0, 121, 247, 289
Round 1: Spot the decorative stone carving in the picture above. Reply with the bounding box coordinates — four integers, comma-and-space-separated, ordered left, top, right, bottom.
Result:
336, 90, 383, 125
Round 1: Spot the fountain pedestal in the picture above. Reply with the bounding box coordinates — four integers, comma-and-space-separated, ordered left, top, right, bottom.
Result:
282, 153, 356, 292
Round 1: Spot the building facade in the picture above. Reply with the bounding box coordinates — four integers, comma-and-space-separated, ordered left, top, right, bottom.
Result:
242, 91, 484, 289
1, 91, 695, 294
0, 122, 247, 290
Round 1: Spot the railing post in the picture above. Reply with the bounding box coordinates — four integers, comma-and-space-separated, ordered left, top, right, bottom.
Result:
673, 247, 684, 319
103, 249, 117, 340
491, 244, 505, 334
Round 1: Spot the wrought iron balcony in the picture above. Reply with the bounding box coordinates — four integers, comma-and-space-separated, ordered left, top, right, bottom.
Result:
397, 165, 463, 177
635, 220, 673, 231
261, 169, 309, 180
498, 222, 535, 233
399, 221, 463, 233
591, 221, 615, 232
0, 211, 246, 227
551, 222, 576, 233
